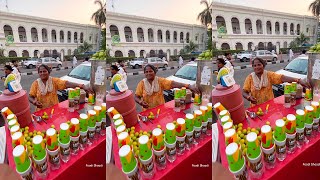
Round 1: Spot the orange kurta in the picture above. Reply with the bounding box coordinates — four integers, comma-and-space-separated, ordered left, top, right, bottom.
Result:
29, 77, 67, 111
243, 71, 283, 106
135, 77, 172, 110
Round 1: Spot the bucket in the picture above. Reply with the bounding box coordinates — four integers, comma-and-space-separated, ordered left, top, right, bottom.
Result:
212, 84, 245, 124
0, 90, 32, 127
106, 89, 138, 127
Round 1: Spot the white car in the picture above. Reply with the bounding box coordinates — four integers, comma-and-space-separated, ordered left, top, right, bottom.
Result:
129, 58, 145, 69
236, 51, 252, 62
23, 58, 39, 69
58, 62, 91, 101
272, 56, 308, 97
163, 62, 197, 101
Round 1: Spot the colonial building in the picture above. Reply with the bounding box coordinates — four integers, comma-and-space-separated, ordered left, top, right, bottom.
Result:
0, 11, 99, 60
106, 11, 207, 59
211, 2, 318, 51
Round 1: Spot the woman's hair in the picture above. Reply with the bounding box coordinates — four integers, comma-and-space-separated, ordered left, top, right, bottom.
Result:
216, 58, 226, 65
110, 65, 119, 71
252, 57, 267, 67
144, 64, 157, 73
4, 65, 13, 71
37, 64, 51, 73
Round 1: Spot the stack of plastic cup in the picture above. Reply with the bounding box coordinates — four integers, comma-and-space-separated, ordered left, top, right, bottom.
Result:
1, 106, 13, 120
284, 83, 291, 108
119, 145, 140, 180
164, 123, 177, 163
10, 124, 20, 135
116, 125, 126, 135
213, 102, 226, 119
223, 122, 233, 133
226, 143, 248, 179
118, 131, 131, 148
79, 113, 89, 149
296, 109, 306, 147
152, 128, 166, 170
46, 128, 60, 170
185, 113, 194, 149
221, 115, 232, 126
107, 107, 120, 120
138, 135, 155, 179
261, 125, 276, 169
273, 119, 287, 161
176, 118, 186, 155
100, 103, 107, 135
311, 101, 320, 134
114, 119, 125, 129
286, 114, 297, 153
224, 129, 239, 146
12, 131, 25, 149
87, 110, 96, 144
207, 103, 213, 132
68, 88, 75, 112
193, 110, 202, 143
94, 106, 102, 135
32, 135, 48, 178
246, 132, 264, 178
304, 106, 314, 141
59, 123, 71, 163
8, 119, 19, 129
13, 145, 34, 180
70, 118, 80, 155
200, 106, 209, 136
219, 110, 230, 120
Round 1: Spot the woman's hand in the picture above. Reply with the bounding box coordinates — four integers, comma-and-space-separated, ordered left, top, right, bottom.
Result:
247, 96, 257, 104
33, 100, 43, 108
138, 99, 149, 109
189, 84, 201, 94
298, 78, 311, 89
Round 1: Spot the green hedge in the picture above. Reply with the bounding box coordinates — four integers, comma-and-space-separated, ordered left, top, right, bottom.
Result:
0, 57, 30, 64
170, 54, 198, 61
212, 50, 243, 57
279, 47, 309, 54
64, 54, 92, 61
106, 57, 135, 63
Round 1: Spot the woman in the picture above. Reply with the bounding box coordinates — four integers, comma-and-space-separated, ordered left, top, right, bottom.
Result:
216, 58, 230, 84
135, 64, 199, 110
243, 57, 309, 106
2, 65, 16, 89
29, 64, 90, 111
109, 65, 123, 89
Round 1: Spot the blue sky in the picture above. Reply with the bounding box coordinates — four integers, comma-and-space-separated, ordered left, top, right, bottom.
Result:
107, 0, 316, 25
0, 0, 102, 25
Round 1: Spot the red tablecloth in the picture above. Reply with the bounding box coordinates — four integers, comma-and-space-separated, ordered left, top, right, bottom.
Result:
112, 101, 212, 180
219, 96, 320, 179
6, 101, 105, 180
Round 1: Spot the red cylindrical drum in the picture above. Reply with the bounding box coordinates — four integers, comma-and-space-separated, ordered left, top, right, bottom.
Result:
212, 84, 246, 124
0, 90, 32, 127
106, 90, 138, 127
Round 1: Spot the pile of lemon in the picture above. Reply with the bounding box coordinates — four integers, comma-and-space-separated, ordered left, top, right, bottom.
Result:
21, 126, 46, 157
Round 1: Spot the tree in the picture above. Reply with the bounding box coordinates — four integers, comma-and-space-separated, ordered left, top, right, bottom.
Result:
91, 0, 106, 51
184, 41, 199, 53
309, 0, 320, 44
207, 28, 212, 50
0, 48, 4, 57
296, 33, 310, 46
77, 41, 93, 53
197, 0, 212, 28
101, 28, 106, 51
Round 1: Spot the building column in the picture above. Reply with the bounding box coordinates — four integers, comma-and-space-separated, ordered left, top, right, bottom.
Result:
26, 29, 32, 43
225, 18, 233, 35
48, 29, 52, 43
56, 30, 60, 43
154, 27, 158, 43
252, 20, 257, 35
143, 28, 148, 42
239, 19, 246, 35
279, 22, 283, 35
12, 29, 19, 43
132, 27, 138, 42
119, 27, 126, 43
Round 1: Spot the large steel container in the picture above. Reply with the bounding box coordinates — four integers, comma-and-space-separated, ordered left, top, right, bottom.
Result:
196, 59, 214, 103
306, 53, 320, 101
90, 59, 107, 105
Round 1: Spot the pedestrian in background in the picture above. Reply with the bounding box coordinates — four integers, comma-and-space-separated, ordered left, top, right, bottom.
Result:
72, 55, 77, 67
11, 60, 21, 83
289, 48, 294, 61
178, 55, 183, 68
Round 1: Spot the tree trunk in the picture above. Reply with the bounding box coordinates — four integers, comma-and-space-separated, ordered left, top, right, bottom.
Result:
315, 16, 319, 44
97, 26, 102, 51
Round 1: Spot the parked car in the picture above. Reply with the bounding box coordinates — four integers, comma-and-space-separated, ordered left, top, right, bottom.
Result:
58, 62, 91, 101
37, 57, 62, 68
251, 50, 278, 62
143, 57, 168, 68
163, 62, 197, 102
23, 58, 40, 69
129, 58, 145, 69
272, 56, 307, 97
236, 51, 252, 62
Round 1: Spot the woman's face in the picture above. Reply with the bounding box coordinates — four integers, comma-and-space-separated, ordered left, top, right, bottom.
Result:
144, 66, 156, 81
4, 68, 11, 75
111, 68, 117, 75
252, 60, 265, 75
217, 61, 224, 69
38, 66, 50, 80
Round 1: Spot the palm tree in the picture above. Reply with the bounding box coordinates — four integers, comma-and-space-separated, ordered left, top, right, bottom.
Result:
91, 0, 106, 51
309, 0, 320, 44
78, 41, 93, 53
184, 41, 199, 53
197, 0, 212, 28
296, 33, 310, 46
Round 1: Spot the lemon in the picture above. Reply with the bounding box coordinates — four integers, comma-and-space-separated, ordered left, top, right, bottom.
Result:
237, 131, 242, 135
21, 128, 25, 132
173, 121, 177, 124
29, 132, 33, 137
135, 132, 139, 137
130, 134, 134, 138
132, 136, 136, 141
234, 125, 238, 129
27, 142, 31, 146
240, 139, 245, 144
242, 148, 247, 155
24, 134, 28, 138
237, 127, 242, 132
130, 130, 135, 135
135, 150, 139, 156
27, 146, 32, 151
238, 123, 243, 127
51, 125, 55, 129
25, 126, 29, 130
139, 130, 143, 134
240, 134, 244, 138
26, 136, 30, 141
157, 125, 161, 129
139, 133, 143, 137
256, 131, 260, 135
266, 121, 271, 125
251, 128, 256, 132
33, 130, 36, 134
242, 129, 247, 135
37, 131, 41, 135
149, 139, 152, 143
258, 136, 262, 141
143, 131, 148, 135
29, 150, 33, 155
241, 144, 245, 149
41, 133, 45, 137
131, 127, 135, 131
43, 139, 46, 143
133, 146, 138, 151
133, 142, 137, 146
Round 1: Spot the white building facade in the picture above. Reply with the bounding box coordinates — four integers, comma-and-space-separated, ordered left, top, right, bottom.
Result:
0, 11, 99, 60
106, 12, 207, 59
211, 2, 318, 51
